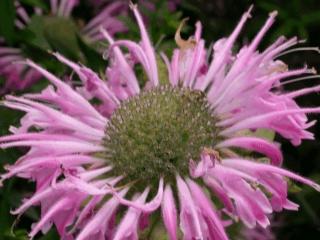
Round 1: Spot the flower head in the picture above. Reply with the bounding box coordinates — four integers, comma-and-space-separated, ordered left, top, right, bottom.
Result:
1, 4, 320, 240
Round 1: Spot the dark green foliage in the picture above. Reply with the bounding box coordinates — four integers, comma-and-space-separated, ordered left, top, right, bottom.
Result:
0, 0, 15, 43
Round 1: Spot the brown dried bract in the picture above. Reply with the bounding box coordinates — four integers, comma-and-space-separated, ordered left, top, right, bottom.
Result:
203, 147, 221, 162
175, 18, 197, 50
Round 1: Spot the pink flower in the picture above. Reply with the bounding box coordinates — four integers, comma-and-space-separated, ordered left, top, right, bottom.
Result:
1, 4, 320, 240
0, 45, 42, 95
0, 0, 127, 94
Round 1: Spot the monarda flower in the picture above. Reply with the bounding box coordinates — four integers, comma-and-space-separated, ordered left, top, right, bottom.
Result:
1, 4, 320, 239
0, 0, 126, 94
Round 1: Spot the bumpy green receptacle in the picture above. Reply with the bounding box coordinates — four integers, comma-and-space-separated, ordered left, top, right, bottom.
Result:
103, 85, 218, 187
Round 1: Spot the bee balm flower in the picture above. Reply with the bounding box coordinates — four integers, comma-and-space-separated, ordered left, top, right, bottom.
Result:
1, 4, 320, 240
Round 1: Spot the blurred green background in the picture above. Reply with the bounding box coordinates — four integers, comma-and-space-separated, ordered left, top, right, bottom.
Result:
0, 0, 320, 239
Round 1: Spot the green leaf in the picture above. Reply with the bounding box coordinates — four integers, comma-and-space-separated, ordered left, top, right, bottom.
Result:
19, 0, 48, 10
77, 36, 106, 73
21, 43, 65, 73
25, 15, 81, 60
25, 15, 52, 50
43, 17, 81, 60
301, 11, 320, 24
0, 0, 15, 43
239, 128, 276, 141
3, 229, 29, 240
0, 179, 16, 239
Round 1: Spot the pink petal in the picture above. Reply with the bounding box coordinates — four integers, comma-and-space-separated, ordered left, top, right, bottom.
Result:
161, 185, 178, 240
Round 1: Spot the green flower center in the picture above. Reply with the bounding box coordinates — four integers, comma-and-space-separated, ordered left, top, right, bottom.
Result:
103, 85, 218, 186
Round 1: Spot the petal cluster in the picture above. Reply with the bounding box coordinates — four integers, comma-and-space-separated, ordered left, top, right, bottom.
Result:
0, 4, 320, 240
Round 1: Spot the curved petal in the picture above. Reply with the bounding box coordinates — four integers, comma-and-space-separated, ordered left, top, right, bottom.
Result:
187, 179, 228, 240
112, 178, 164, 212
161, 185, 178, 240
217, 137, 283, 166
113, 189, 149, 240
176, 175, 203, 239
